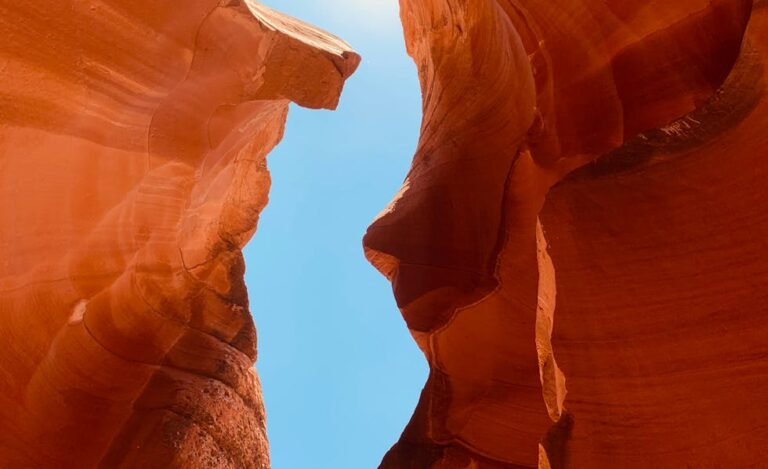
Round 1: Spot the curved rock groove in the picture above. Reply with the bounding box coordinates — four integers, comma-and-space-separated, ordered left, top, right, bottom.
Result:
0, 1, 358, 467
365, 0, 763, 467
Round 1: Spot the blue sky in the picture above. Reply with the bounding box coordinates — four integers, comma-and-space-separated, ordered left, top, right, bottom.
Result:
243, 1, 427, 467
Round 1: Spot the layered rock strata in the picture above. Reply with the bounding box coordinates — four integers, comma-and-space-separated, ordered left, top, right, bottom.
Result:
365, 0, 766, 467
0, 1, 358, 467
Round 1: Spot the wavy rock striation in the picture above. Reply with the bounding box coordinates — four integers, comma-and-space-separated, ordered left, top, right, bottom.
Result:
365, 0, 766, 467
0, 1, 358, 467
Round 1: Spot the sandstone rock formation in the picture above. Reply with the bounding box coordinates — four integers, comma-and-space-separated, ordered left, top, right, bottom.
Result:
0, 1, 358, 467
365, 0, 767, 467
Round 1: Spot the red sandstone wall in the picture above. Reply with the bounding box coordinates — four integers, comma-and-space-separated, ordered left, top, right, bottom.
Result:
366, 1, 766, 467
0, 2, 358, 467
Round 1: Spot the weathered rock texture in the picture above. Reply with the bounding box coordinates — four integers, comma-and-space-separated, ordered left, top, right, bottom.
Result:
365, 0, 767, 467
0, 1, 357, 467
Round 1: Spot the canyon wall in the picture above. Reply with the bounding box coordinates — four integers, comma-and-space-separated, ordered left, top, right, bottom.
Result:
3, 0, 767, 467
0, 1, 358, 467
366, 0, 768, 467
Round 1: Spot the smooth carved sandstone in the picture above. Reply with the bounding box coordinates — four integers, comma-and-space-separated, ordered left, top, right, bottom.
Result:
0, 1, 358, 467
365, 0, 765, 467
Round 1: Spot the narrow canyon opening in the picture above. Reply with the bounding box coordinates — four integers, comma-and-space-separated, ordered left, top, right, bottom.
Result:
244, 1, 428, 468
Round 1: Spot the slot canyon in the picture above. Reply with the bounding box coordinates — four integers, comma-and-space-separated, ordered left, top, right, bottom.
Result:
1, 0, 767, 468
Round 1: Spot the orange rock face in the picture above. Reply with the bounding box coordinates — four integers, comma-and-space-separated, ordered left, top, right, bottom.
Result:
0, 1, 357, 467
366, 0, 766, 467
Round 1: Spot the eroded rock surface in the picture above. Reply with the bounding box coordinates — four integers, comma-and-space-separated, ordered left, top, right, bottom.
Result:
365, 0, 766, 467
0, 1, 358, 467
